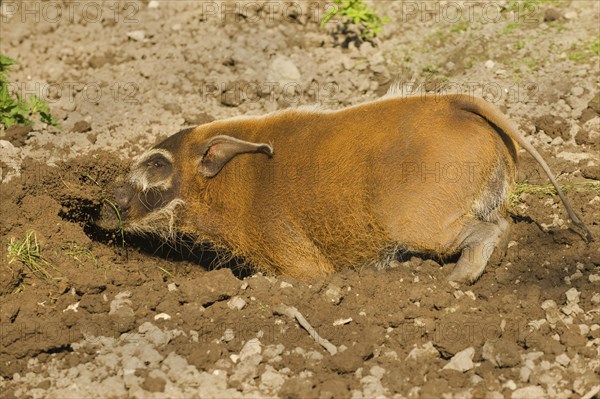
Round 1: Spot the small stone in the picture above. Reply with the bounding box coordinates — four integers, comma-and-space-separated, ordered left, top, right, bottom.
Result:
485, 60, 495, 69
279, 282, 293, 289
571, 87, 584, 96
148, 0, 160, 8
127, 30, 146, 41
570, 271, 583, 281
589, 274, 600, 283
324, 285, 343, 305
167, 283, 177, 292
565, 288, 580, 303
564, 11, 577, 19
139, 322, 171, 346
333, 317, 353, 326
71, 120, 91, 133
227, 296, 247, 310
592, 293, 600, 304
464, 291, 476, 300
240, 339, 262, 360
541, 299, 557, 310
260, 365, 286, 393
267, 55, 301, 86
482, 339, 521, 368
544, 8, 561, 22
555, 353, 570, 367
406, 342, 440, 361
512, 385, 545, 398
370, 365, 386, 379
519, 366, 532, 382
503, 379, 517, 390
154, 313, 171, 321
223, 328, 234, 342
442, 347, 475, 372
579, 324, 590, 336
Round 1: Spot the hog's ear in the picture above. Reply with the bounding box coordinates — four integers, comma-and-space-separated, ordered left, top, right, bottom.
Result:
200, 135, 274, 178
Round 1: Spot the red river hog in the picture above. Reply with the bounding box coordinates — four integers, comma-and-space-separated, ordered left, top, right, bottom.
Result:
99, 93, 592, 283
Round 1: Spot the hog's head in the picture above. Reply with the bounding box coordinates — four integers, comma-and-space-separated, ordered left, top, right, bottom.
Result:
97, 127, 273, 238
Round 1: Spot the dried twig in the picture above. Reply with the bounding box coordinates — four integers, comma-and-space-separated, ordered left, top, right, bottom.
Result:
273, 304, 338, 355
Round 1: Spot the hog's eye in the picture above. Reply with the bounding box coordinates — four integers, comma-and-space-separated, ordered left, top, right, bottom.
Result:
146, 155, 169, 169
148, 160, 164, 168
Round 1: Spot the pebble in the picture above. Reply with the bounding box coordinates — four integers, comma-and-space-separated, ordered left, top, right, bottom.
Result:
223, 328, 234, 342
556, 353, 570, 367
564, 11, 578, 19
148, 0, 160, 8
333, 317, 353, 326
579, 324, 590, 336
544, 8, 561, 22
109, 291, 134, 317
482, 339, 521, 368
279, 282, 293, 289
239, 339, 262, 360
63, 302, 80, 312
464, 291, 476, 300
519, 366, 532, 382
154, 313, 171, 321
571, 87, 584, 96
324, 285, 343, 305
565, 288, 580, 303
591, 293, 600, 304
167, 283, 177, 292
267, 55, 301, 86
138, 322, 171, 347
512, 385, 545, 398
485, 60, 495, 69
406, 342, 439, 361
589, 274, 600, 283
541, 299, 557, 311
442, 347, 475, 372
227, 296, 247, 310
127, 31, 146, 42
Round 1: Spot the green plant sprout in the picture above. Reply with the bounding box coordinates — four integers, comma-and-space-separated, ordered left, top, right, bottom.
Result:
509, 181, 600, 207
0, 55, 58, 129
63, 242, 97, 266
321, 0, 390, 42
7, 231, 57, 279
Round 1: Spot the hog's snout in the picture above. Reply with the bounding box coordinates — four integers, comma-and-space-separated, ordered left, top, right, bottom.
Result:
113, 184, 134, 212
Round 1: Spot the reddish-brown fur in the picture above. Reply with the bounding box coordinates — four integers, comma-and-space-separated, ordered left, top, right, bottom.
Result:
101, 94, 592, 282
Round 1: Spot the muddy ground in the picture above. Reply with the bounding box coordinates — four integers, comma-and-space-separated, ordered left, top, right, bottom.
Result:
1, 0, 599, 398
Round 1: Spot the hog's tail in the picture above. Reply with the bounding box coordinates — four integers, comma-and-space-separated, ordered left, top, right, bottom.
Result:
450, 94, 593, 242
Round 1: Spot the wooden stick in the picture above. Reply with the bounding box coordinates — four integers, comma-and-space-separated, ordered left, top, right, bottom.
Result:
273, 304, 338, 355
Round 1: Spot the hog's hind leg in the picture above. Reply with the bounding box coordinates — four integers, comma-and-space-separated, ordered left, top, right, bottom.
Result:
448, 216, 510, 284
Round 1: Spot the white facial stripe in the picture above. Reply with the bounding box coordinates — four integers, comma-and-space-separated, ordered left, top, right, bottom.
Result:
129, 169, 149, 191
133, 148, 174, 168
129, 148, 175, 191
127, 198, 185, 240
